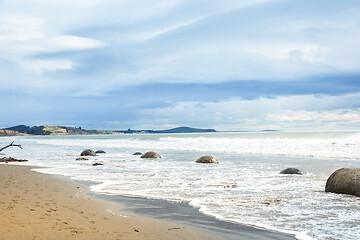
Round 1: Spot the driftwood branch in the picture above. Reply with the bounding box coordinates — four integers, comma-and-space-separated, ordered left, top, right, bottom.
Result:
0, 141, 22, 152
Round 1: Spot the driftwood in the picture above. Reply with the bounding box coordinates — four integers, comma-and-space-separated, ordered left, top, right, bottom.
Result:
0, 157, 28, 163
0, 141, 22, 152
0, 142, 28, 163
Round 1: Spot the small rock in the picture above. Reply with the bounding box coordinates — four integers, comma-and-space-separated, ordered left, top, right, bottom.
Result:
95, 150, 106, 154
92, 163, 104, 166
279, 168, 303, 175
132, 152, 143, 155
196, 156, 219, 164
325, 168, 360, 197
76, 157, 89, 161
141, 152, 161, 159
80, 149, 96, 156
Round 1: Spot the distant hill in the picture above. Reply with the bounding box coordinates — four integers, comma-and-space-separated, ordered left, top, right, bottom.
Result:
0, 129, 27, 136
154, 126, 216, 133
2, 125, 216, 136
3, 125, 110, 135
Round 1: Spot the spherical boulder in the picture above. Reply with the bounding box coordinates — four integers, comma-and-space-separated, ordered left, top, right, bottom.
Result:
325, 168, 360, 197
80, 149, 96, 156
279, 168, 304, 175
133, 152, 143, 155
95, 150, 106, 154
141, 151, 161, 159
196, 156, 219, 164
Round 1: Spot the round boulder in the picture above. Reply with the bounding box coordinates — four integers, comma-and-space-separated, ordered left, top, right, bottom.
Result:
80, 149, 96, 156
133, 152, 143, 156
141, 152, 161, 159
196, 156, 219, 164
95, 150, 106, 154
279, 168, 303, 175
325, 168, 360, 197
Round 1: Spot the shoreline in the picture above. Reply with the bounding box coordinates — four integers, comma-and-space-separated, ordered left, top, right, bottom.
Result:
0, 164, 296, 240
90, 193, 297, 240
0, 164, 217, 240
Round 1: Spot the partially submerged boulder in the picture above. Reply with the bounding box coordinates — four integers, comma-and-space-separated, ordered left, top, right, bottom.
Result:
95, 150, 106, 154
133, 152, 143, 156
141, 152, 161, 159
325, 168, 360, 197
279, 168, 304, 175
196, 156, 219, 164
80, 149, 96, 156
76, 157, 89, 161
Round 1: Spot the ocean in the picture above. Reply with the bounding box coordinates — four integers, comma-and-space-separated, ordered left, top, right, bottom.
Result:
1, 131, 359, 240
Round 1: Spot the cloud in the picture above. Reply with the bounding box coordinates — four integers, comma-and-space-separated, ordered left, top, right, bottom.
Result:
0, 0, 360, 130
137, 93, 360, 130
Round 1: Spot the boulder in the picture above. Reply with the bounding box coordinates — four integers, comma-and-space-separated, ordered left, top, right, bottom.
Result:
141, 152, 161, 159
95, 150, 106, 154
279, 168, 303, 175
76, 157, 89, 161
196, 156, 219, 164
325, 168, 360, 197
132, 152, 143, 155
80, 149, 96, 156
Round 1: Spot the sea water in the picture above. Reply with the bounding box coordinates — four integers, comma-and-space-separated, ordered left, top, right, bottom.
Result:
1, 131, 360, 240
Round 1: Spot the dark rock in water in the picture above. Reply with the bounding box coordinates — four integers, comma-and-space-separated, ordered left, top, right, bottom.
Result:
279, 168, 303, 175
133, 152, 142, 155
325, 168, 360, 197
196, 156, 219, 164
95, 150, 106, 154
92, 163, 104, 166
141, 151, 161, 159
80, 149, 96, 156
76, 157, 89, 161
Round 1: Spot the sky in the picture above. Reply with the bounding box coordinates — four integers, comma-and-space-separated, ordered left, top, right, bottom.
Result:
1, 0, 360, 131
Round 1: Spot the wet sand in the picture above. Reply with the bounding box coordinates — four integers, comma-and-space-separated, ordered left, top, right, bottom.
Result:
0, 165, 216, 240
92, 194, 297, 240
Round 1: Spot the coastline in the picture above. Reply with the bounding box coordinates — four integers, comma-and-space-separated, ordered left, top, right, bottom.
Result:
91, 193, 297, 240
0, 165, 217, 240
0, 164, 297, 240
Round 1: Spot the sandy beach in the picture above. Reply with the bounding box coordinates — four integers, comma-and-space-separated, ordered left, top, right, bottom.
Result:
0, 164, 217, 240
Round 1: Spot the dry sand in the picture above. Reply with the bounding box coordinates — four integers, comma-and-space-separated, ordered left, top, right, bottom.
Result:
0, 165, 218, 240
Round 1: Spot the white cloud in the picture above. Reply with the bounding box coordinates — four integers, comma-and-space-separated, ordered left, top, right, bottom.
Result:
139, 94, 360, 131
20, 59, 73, 73
0, 0, 359, 98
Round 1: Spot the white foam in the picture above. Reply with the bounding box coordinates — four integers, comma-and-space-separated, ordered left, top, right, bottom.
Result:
9, 131, 360, 240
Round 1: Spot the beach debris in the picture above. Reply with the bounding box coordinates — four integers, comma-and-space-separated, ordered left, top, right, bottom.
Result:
92, 162, 104, 166
325, 168, 360, 197
76, 157, 89, 161
141, 151, 161, 159
0, 157, 28, 163
132, 152, 142, 155
279, 167, 304, 175
196, 156, 219, 164
0, 142, 27, 163
259, 199, 281, 205
0, 141, 22, 152
95, 150, 106, 154
80, 149, 96, 156
168, 227, 182, 231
